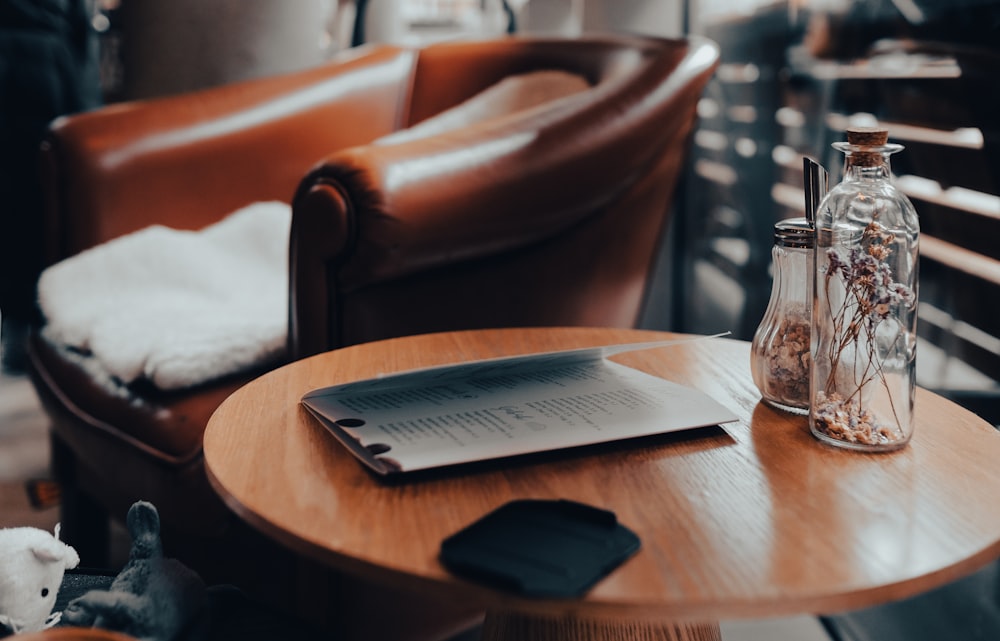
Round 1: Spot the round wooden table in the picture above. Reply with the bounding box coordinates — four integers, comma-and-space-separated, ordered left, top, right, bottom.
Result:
204, 327, 1000, 641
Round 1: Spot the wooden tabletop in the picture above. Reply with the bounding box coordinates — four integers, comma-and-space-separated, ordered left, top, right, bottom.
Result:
204, 327, 1000, 626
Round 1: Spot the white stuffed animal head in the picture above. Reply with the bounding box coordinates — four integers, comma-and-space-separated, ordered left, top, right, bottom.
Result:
0, 524, 79, 634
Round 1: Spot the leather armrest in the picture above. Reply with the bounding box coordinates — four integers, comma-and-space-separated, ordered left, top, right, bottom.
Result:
295, 113, 614, 286
288, 36, 718, 357
293, 37, 717, 288
39, 44, 415, 262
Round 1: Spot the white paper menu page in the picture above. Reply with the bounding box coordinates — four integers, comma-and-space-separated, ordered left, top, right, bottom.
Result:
301, 337, 739, 475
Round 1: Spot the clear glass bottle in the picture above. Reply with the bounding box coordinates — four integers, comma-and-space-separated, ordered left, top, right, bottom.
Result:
751, 218, 813, 414
809, 127, 919, 451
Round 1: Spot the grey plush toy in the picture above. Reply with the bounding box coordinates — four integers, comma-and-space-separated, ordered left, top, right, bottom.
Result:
62, 501, 208, 641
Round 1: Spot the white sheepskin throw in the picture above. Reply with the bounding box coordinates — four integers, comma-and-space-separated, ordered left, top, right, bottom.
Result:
37, 201, 290, 391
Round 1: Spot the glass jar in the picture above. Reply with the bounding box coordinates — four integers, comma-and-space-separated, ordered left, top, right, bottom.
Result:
751, 218, 813, 414
809, 127, 919, 452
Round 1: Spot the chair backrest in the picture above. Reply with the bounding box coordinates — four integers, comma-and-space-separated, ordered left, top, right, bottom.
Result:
289, 34, 720, 357
39, 44, 417, 260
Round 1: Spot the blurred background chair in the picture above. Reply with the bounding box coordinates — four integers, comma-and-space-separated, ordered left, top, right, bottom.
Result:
27, 33, 718, 640
0, 0, 100, 372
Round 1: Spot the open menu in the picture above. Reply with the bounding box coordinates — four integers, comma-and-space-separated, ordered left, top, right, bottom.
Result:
301, 334, 739, 476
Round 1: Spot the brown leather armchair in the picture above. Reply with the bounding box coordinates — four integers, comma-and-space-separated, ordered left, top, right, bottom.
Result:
28, 34, 718, 640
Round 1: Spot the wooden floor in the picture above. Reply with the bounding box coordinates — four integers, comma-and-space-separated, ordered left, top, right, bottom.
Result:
0, 367, 59, 531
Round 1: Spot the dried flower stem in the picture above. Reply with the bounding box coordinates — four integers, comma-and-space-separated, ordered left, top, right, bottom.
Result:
815, 218, 915, 444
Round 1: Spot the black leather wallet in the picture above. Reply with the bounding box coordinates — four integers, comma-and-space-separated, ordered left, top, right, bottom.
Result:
440, 498, 641, 597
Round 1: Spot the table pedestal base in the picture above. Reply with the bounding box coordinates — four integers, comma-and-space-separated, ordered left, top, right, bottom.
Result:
480, 610, 722, 641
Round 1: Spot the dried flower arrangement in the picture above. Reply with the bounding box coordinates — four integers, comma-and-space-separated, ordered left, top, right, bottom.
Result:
812, 218, 916, 446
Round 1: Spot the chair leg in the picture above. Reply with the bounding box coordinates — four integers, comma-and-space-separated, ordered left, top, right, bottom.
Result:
50, 432, 110, 567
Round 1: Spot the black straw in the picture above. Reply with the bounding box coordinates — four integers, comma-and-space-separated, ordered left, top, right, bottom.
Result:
803, 156, 828, 226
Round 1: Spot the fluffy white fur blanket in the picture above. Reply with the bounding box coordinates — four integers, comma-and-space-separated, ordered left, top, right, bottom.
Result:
37, 201, 290, 391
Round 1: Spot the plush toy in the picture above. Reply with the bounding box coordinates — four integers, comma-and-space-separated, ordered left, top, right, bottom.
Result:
62, 501, 208, 641
0, 523, 79, 636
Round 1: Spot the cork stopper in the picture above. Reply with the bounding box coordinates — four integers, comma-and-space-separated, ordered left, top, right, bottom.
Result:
845, 127, 889, 167
846, 127, 889, 146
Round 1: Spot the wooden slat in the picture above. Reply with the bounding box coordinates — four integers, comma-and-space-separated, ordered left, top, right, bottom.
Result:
920, 235, 1000, 286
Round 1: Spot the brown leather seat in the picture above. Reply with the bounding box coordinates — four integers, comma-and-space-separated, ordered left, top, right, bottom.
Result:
28, 34, 718, 640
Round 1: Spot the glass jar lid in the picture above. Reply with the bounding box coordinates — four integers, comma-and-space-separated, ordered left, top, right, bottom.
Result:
774, 217, 814, 248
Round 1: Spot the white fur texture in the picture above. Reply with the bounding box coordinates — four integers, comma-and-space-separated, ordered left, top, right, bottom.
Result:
37, 201, 290, 390
0, 525, 79, 633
